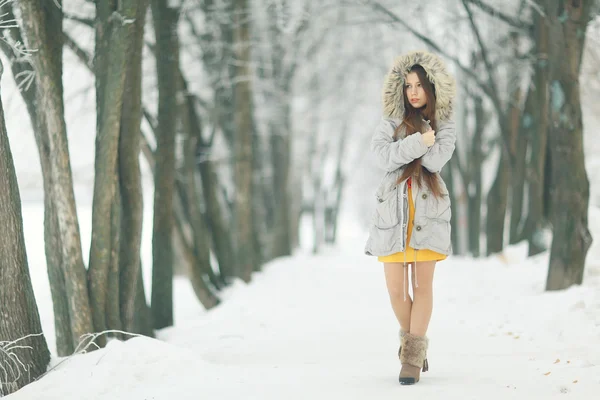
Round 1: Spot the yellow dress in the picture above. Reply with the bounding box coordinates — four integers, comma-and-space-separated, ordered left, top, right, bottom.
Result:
378, 177, 447, 263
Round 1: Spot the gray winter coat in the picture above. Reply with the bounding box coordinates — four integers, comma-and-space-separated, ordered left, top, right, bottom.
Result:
364, 51, 457, 258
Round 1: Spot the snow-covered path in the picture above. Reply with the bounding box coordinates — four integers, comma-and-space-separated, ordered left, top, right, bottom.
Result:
8, 216, 600, 400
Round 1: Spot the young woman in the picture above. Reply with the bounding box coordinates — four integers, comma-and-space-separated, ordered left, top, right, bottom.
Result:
364, 50, 457, 385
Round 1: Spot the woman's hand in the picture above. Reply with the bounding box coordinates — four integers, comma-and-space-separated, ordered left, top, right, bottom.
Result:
422, 130, 436, 147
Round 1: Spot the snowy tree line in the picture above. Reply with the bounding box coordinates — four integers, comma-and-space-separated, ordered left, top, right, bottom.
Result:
0, 0, 599, 395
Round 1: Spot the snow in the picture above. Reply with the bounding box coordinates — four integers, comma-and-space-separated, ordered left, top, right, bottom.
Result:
5, 200, 600, 399
3, 8, 600, 400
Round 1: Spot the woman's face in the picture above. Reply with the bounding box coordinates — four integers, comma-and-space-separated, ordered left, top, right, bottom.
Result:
405, 72, 427, 109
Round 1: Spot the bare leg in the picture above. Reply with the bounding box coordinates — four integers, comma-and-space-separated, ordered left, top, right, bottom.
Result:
409, 261, 436, 337
384, 262, 412, 332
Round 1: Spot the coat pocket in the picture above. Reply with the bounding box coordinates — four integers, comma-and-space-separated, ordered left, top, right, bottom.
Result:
426, 219, 452, 253
422, 191, 451, 222
366, 223, 401, 255
373, 187, 399, 229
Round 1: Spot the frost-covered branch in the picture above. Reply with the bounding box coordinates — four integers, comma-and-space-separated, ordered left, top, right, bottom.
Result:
367, 0, 494, 100
35, 330, 143, 382
461, 0, 501, 107
0, 1, 37, 92
0, 333, 43, 397
461, 0, 509, 150
463, 0, 532, 30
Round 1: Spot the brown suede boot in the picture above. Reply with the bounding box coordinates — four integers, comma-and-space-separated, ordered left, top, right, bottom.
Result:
397, 330, 405, 358
398, 330, 429, 372
399, 333, 429, 385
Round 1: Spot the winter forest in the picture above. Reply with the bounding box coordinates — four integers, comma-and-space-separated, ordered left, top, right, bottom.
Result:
1, 0, 600, 398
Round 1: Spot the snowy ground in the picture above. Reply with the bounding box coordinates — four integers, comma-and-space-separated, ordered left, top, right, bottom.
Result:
5, 198, 600, 400
3, 12, 599, 398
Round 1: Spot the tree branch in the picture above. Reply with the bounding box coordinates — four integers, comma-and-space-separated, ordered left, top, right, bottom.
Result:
461, 0, 500, 107
140, 129, 155, 172
461, 0, 510, 156
463, 0, 532, 31
453, 145, 469, 185
142, 109, 157, 133
64, 12, 94, 28
368, 1, 495, 101
62, 32, 93, 69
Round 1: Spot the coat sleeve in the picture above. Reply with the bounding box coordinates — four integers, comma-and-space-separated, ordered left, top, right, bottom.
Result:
421, 120, 456, 173
370, 118, 428, 172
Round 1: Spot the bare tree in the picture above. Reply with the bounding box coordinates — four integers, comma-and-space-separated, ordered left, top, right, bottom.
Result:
118, 1, 154, 337
233, 0, 257, 281
150, 0, 181, 328
88, 0, 148, 344
17, 0, 94, 355
177, 11, 237, 284
63, 12, 220, 315
522, 1, 551, 255
0, 58, 51, 396
545, 0, 594, 290
0, 4, 77, 356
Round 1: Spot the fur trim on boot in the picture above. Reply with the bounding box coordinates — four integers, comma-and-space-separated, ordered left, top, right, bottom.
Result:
398, 330, 429, 372
399, 333, 429, 385
397, 329, 406, 358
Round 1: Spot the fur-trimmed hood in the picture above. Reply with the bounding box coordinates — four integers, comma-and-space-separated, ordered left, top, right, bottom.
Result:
382, 50, 456, 122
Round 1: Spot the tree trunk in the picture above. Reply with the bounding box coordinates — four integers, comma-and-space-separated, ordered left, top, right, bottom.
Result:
18, 0, 94, 352
171, 195, 220, 308
0, 5, 75, 356
506, 89, 522, 247
486, 150, 509, 255
180, 89, 222, 296
265, 4, 295, 259
510, 85, 534, 244
524, 4, 551, 256
545, 0, 593, 290
106, 179, 123, 337
0, 61, 51, 396
468, 93, 484, 257
181, 77, 235, 284
506, 31, 526, 246
270, 109, 293, 258
233, 0, 257, 282
304, 73, 323, 254
251, 124, 268, 267
486, 54, 522, 256
197, 149, 235, 284
325, 123, 349, 244
193, 2, 236, 148
119, 1, 153, 336
140, 95, 219, 310
150, 1, 179, 328
89, 0, 140, 344
444, 160, 459, 253
134, 263, 154, 336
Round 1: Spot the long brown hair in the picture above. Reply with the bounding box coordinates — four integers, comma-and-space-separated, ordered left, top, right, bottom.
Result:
393, 64, 443, 198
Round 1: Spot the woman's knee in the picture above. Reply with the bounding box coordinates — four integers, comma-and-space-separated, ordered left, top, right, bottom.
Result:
386, 278, 408, 299
411, 263, 435, 296
384, 267, 408, 300
412, 280, 433, 297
